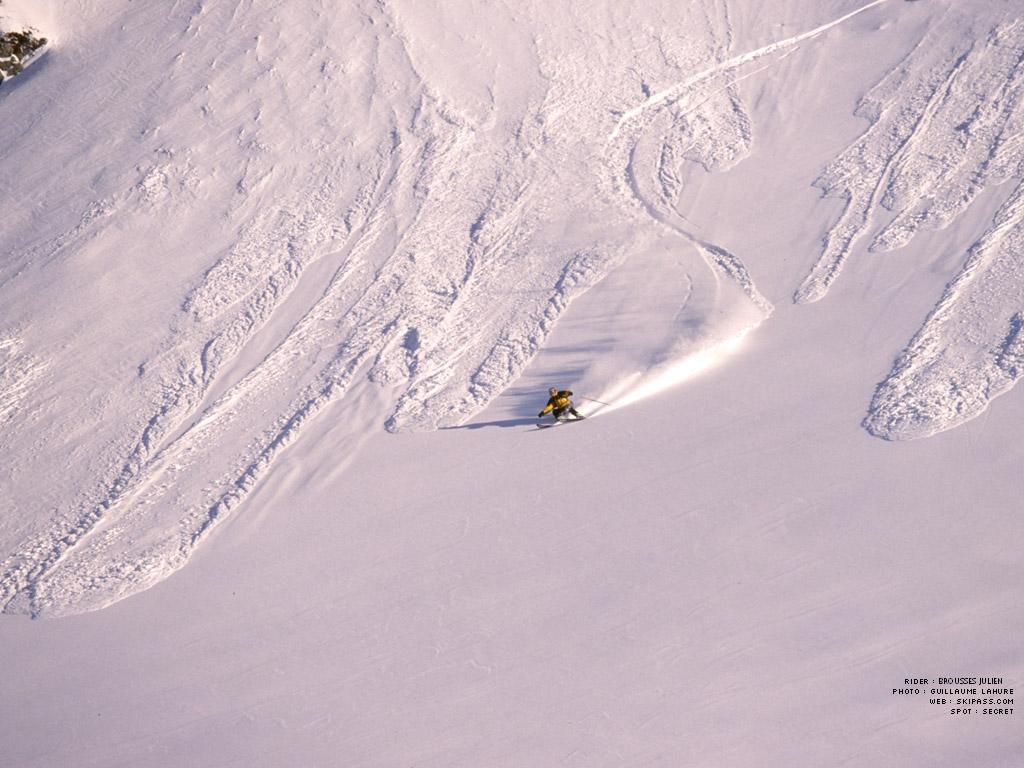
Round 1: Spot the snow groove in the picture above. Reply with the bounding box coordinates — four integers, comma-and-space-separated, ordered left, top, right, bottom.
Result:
0, 135, 407, 616
605, 45, 773, 324
444, 249, 615, 426
864, 179, 1024, 440
0, 4, 432, 615
2, 1, 651, 615
0, 334, 45, 425
609, 0, 888, 140
1, 0, 904, 616
797, 13, 1024, 303
599, 0, 886, 329
792, 6, 1024, 439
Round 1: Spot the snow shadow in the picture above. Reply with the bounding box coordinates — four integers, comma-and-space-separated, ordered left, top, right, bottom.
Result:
441, 417, 539, 431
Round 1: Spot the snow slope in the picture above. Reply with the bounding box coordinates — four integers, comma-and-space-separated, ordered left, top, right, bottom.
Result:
1, 0, 784, 618
1, 0, 1022, 765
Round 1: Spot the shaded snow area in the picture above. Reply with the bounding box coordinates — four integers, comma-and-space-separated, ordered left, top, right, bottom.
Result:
0, 0, 783, 619
1, 1, 1022, 766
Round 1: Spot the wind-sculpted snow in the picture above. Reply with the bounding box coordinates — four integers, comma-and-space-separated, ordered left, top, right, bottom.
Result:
0, 334, 45, 425
603, 0, 892, 327
0, 0, 801, 617
797, 12, 1024, 304
795, 9, 1024, 439
0, 0, 905, 615
598, 0, 783, 356
4, 4, 1024, 765
864, 182, 1024, 440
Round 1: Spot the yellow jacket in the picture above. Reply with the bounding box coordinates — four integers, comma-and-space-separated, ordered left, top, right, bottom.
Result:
539, 390, 573, 415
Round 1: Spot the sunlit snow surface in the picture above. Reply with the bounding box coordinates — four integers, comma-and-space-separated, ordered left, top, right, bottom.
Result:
599, 329, 752, 414
0, 1, 1022, 763
785, 7, 1024, 441
0, 0, 1019, 618
1, 0, 789, 617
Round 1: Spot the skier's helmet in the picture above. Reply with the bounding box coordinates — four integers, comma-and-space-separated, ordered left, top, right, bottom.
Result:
549, 387, 558, 395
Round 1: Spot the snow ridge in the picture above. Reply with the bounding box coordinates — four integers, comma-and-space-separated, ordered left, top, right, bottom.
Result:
3, 1, 751, 616
603, 22, 773, 325
602, 1, 894, 329
0, 334, 45, 425
796, 13, 1024, 304
864, 180, 1024, 440
0, 0, 914, 616
792, 8, 1024, 439
609, 0, 888, 140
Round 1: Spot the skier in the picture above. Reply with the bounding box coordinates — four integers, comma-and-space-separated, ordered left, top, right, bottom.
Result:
538, 387, 583, 422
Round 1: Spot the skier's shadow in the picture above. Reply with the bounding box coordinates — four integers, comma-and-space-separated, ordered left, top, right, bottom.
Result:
441, 417, 539, 430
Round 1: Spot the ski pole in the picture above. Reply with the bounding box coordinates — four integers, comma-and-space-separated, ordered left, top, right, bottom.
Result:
580, 395, 612, 407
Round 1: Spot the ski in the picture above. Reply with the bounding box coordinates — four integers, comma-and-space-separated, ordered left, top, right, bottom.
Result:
537, 416, 586, 429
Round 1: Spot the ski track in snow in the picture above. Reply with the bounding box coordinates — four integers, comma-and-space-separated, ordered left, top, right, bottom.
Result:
0, 0, 795, 616
600, 0, 899, 335
608, 0, 888, 142
7, 0, 991, 614
792, 8, 1024, 439
596, 0, 898, 383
